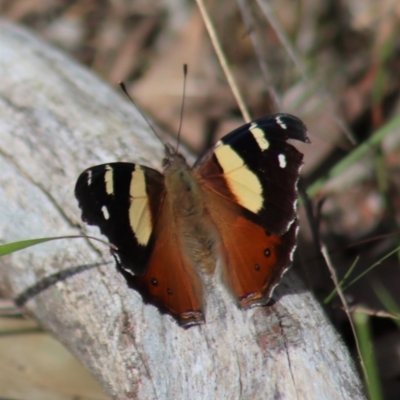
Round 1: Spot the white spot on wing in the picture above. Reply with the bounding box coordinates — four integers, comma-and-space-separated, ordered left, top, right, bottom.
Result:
276, 116, 287, 130
249, 122, 269, 150
278, 154, 287, 168
129, 166, 152, 246
121, 265, 135, 276
267, 222, 299, 300
101, 205, 110, 220
113, 252, 121, 264
214, 144, 263, 213
104, 165, 114, 195
87, 170, 92, 186
113, 252, 136, 276
289, 224, 300, 261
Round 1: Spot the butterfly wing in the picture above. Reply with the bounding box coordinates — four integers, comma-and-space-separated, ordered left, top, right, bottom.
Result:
196, 192, 298, 308
194, 113, 308, 306
75, 162, 204, 326
118, 202, 204, 327
75, 113, 308, 323
75, 162, 164, 275
195, 113, 309, 235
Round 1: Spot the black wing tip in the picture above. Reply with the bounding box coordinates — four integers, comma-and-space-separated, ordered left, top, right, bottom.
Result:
271, 113, 310, 144
74, 169, 92, 200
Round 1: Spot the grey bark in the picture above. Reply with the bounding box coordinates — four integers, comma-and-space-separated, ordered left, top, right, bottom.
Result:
0, 20, 365, 400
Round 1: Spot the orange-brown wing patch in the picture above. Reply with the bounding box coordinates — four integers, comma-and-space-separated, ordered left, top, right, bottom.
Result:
207, 195, 297, 308
119, 204, 205, 328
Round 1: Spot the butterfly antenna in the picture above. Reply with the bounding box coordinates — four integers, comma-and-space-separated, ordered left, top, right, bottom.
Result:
119, 81, 165, 147
175, 64, 188, 154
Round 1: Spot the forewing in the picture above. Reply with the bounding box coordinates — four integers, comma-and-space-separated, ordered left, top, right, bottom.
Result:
194, 113, 309, 235
75, 162, 165, 275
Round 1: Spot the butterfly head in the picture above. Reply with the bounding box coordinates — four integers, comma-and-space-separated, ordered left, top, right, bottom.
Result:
162, 143, 188, 173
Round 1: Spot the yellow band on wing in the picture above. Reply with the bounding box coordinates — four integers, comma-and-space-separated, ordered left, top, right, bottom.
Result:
129, 166, 152, 246
214, 144, 263, 214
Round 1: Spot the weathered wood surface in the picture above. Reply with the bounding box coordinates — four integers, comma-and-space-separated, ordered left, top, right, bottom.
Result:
0, 20, 365, 399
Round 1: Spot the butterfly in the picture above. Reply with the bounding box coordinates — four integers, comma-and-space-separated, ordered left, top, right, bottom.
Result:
75, 113, 309, 328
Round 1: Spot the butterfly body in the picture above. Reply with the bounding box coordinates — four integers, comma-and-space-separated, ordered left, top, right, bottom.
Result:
75, 114, 309, 327
162, 147, 219, 275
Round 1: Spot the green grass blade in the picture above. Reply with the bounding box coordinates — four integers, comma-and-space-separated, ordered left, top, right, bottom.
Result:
373, 281, 400, 330
0, 236, 117, 257
353, 309, 383, 400
323, 256, 359, 304
0, 238, 63, 256
324, 245, 400, 303
307, 115, 400, 198
343, 245, 400, 290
